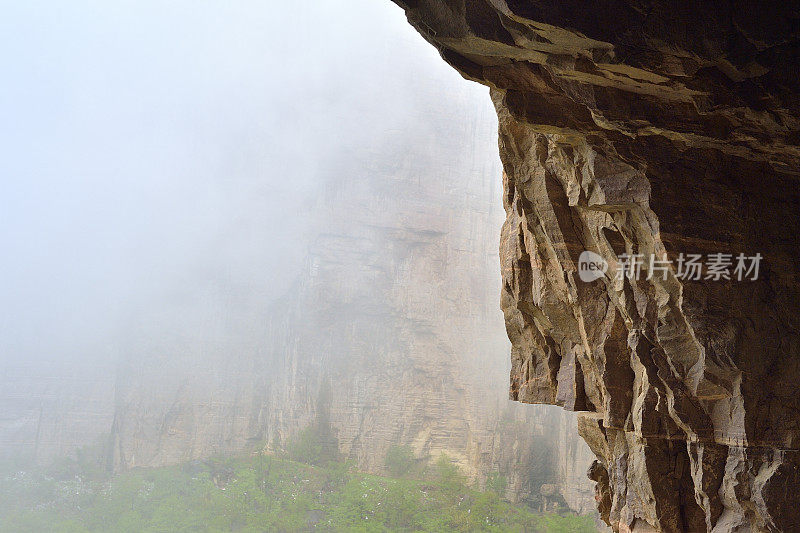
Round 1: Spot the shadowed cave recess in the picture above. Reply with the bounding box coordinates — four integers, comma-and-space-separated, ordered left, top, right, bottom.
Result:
390, 1, 800, 531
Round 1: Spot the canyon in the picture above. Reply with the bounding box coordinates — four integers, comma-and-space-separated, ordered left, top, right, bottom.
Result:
389, 1, 800, 531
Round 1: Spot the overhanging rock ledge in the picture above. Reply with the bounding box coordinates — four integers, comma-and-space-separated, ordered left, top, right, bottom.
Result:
390, 1, 800, 531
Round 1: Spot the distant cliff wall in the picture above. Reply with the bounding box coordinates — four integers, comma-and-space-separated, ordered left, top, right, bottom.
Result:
0, 362, 114, 465
0, 38, 598, 514
103, 81, 593, 510
109, 81, 596, 511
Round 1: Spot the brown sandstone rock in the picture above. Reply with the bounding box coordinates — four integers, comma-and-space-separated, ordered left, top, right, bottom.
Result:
391, 1, 800, 530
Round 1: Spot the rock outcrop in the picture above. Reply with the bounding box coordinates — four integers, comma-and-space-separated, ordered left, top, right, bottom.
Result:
390, 1, 800, 531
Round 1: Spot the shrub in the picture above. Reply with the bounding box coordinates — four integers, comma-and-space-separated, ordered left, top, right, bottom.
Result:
485, 472, 507, 497
384, 445, 416, 478
431, 453, 466, 495
286, 422, 339, 466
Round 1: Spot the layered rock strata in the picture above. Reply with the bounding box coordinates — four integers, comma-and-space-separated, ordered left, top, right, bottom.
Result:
0, 362, 115, 463
391, 1, 800, 531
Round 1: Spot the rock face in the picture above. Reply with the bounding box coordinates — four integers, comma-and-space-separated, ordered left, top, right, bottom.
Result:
109, 79, 597, 510
390, 1, 800, 531
0, 362, 115, 464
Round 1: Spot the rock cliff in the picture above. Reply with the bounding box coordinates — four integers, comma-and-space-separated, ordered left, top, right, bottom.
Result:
1, 13, 600, 513
0, 361, 114, 463
109, 79, 596, 510
390, 1, 800, 531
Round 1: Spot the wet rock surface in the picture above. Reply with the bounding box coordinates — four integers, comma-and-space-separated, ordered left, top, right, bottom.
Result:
391, 1, 800, 531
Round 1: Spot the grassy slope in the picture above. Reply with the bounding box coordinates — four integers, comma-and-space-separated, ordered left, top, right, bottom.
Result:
0, 454, 597, 532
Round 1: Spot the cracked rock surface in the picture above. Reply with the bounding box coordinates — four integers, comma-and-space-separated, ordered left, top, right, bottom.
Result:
391, 1, 800, 531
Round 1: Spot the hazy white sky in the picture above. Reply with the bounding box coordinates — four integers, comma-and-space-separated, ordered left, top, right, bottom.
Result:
0, 1, 491, 368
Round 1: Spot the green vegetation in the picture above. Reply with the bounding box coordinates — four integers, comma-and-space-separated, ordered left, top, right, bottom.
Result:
286, 423, 340, 467
485, 473, 507, 498
0, 445, 597, 532
384, 445, 417, 478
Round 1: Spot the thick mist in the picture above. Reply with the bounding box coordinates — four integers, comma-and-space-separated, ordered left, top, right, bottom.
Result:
0, 1, 487, 372
0, 1, 599, 525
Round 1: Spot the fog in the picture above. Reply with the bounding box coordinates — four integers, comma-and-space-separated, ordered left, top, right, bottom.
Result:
0, 0, 473, 370
0, 2, 600, 527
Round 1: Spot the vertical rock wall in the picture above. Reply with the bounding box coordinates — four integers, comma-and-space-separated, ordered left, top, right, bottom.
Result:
390, 1, 800, 531
0, 361, 115, 464
108, 79, 596, 510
